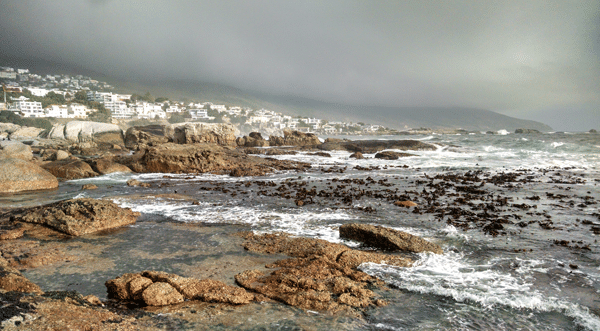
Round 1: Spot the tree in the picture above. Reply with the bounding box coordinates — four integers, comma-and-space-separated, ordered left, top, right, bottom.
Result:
74, 90, 87, 102
168, 113, 186, 124
155, 97, 169, 103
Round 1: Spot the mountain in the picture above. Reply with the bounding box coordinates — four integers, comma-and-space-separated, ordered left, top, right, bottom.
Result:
0, 56, 552, 131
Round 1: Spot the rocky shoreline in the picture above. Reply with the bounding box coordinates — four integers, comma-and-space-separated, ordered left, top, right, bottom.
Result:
0, 121, 448, 329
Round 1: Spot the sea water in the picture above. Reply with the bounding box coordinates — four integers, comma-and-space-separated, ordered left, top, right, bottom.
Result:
4, 131, 600, 330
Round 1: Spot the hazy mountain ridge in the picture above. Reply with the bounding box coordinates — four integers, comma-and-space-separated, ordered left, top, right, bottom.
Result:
1, 55, 552, 131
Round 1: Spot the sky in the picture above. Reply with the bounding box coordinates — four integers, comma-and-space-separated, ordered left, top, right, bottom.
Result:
0, 0, 598, 130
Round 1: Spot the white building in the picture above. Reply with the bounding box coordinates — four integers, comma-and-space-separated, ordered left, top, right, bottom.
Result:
0, 71, 17, 79
45, 105, 69, 118
210, 104, 226, 112
188, 109, 209, 120
69, 103, 90, 118
28, 88, 50, 97
10, 96, 44, 117
105, 101, 131, 119
132, 102, 166, 119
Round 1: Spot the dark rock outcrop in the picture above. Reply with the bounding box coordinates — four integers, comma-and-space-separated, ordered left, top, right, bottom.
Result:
10, 198, 140, 236
42, 159, 99, 180
349, 152, 364, 159
122, 143, 310, 176
374, 151, 413, 160
0, 158, 59, 193
339, 224, 443, 254
269, 129, 321, 147
319, 140, 436, 153
515, 128, 541, 134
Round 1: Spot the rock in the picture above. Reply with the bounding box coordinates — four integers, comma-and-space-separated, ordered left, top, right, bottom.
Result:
126, 179, 151, 187
63, 121, 124, 147
265, 149, 297, 156
124, 125, 169, 150
269, 129, 322, 147
339, 224, 443, 254
81, 184, 98, 190
83, 295, 103, 305
142, 282, 182, 306
589, 129, 597, 134
236, 132, 270, 147
319, 140, 436, 153
0, 257, 42, 293
122, 143, 310, 176
0, 222, 25, 240
42, 159, 99, 180
0, 123, 21, 134
394, 201, 417, 207
515, 128, 541, 134
374, 151, 414, 160
165, 123, 238, 146
9, 126, 44, 140
0, 140, 33, 160
308, 152, 331, 157
106, 271, 253, 306
236, 232, 412, 313
55, 150, 70, 160
89, 158, 132, 174
0, 158, 59, 193
11, 198, 140, 236
47, 124, 66, 140
349, 152, 364, 159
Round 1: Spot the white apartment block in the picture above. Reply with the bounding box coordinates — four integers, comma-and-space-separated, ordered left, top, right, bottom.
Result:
10, 96, 44, 117
210, 104, 226, 112
45, 105, 69, 118
28, 88, 50, 97
0, 71, 17, 79
188, 109, 209, 120
105, 101, 132, 119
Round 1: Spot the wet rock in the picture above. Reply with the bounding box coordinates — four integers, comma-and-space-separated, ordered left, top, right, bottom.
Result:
515, 128, 541, 134
0, 141, 33, 160
374, 151, 413, 160
394, 200, 417, 207
106, 271, 253, 306
339, 224, 443, 254
127, 179, 151, 187
81, 184, 98, 190
89, 157, 132, 174
349, 152, 364, 159
42, 158, 99, 180
319, 139, 436, 153
165, 123, 238, 146
10, 198, 140, 236
122, 143, 309, 176
236, 232, 412, 313
269, 129, 321, 147
0, 158, 59, 193
0, 257, 42, 293
309, 152, 331, 157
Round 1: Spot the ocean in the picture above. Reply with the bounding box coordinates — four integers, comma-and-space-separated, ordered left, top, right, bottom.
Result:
3, 131, 600, 330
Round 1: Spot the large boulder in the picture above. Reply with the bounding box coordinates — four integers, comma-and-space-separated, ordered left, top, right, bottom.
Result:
269, 129, 321, 147
515, 128, 541, 134
0, 123, 21, 134
122, 143, 310, 176
319, 140, 437, 153
47, 124, 66, 140
42, 159, 99, 180
164, 123, 238, 146
0, 158, 58, 193
88, 157, 132, 175
124, 125, 169, 150
9, 126, 44, 140
236, 132, 270, 147
63, 121, 124, 147
339, 224, 443, 254
11, 198, 140, 236
106, 270, 253, 306
374, 151, 414, 160
0, 141, 33, 160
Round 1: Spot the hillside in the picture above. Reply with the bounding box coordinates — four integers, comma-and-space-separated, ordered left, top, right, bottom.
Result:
0, 55, 552, 131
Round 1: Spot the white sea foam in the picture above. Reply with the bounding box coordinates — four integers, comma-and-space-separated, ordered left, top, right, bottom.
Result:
360, 252, 600, 331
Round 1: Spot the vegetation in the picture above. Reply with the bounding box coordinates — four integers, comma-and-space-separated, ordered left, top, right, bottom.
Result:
0, 110, 52, 130
168, 113, 186, 124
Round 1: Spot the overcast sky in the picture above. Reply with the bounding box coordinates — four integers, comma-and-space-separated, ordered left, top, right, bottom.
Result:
0, 0, 598, 130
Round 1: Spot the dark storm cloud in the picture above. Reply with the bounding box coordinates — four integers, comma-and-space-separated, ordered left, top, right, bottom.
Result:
1, 0, 599, 126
